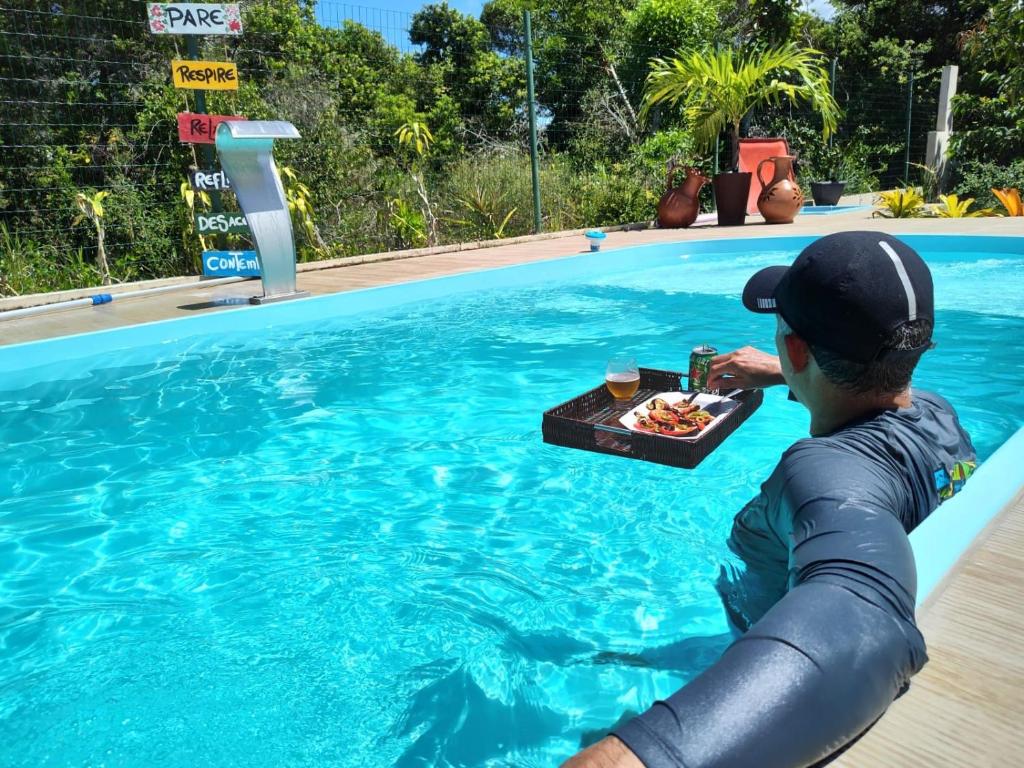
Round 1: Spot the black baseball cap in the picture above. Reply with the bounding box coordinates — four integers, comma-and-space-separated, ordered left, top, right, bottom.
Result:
742, 232, 934, 364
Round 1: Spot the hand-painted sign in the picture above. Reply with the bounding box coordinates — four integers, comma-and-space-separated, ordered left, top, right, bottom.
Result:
148, 3, 242, 35
171, 60, 239, 90
178, 113, 244, 144
202, 250, 260, 277
189, 168, 232, 191
195, 212, 250, 234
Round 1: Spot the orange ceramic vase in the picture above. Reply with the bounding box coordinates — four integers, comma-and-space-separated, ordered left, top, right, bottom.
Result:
656, 163, 708, 228
756, 155, 804, 224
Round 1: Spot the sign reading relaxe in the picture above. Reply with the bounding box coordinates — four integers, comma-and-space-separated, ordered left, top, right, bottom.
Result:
202, 250, 260, 277
195, 212, 249, 234
148, 3, 242, 35
171, 60, 238, 90
178, 113, 244, 144
189, 168, 231, 191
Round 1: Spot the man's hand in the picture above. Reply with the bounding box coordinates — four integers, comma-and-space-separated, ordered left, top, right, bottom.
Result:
561, 736, 644, 768
708, 346, 784, 390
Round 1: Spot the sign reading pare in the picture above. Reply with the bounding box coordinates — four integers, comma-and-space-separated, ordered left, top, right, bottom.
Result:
148, 4, 242, 35
171, 60, 239, 90
177, 113, 244, 144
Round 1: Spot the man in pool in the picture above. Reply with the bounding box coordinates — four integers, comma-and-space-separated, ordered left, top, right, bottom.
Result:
562, 231, 976, 768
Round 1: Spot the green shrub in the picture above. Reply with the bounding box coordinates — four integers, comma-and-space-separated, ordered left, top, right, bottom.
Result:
952, 159, 1024, 209
0, 222, 98, 296
588, 166, 657, 224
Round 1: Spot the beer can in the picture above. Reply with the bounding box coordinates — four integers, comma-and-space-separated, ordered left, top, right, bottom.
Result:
688, 344, 718, 394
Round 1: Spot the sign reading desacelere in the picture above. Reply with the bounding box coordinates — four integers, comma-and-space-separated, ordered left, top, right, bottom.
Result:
195, 212, 250, 234
148, 4, 243, 35
202, 250, 260, 277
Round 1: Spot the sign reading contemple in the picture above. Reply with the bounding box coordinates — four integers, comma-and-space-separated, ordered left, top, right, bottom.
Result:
202, 250, 260, 277
195, 212, 249, 235
171, 60, 238, 90
189, 168, 231, 191
178, 113, 244, 144
148, 3, 242, 35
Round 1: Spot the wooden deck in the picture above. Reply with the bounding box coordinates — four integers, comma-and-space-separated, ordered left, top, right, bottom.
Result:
836, 490, 1024, 767
2, 210, 1023, 764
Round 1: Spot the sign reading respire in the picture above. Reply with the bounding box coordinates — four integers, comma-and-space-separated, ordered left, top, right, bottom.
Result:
171, 60, 239, 90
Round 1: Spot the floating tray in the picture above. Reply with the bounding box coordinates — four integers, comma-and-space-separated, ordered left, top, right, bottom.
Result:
542, 367, 763, 469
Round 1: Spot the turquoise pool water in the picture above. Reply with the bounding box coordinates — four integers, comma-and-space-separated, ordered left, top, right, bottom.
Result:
1, 236, 1023, 767
800, 204, 872, 215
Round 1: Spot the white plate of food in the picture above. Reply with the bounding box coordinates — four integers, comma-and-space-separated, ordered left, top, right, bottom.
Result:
619, 391, 740, 440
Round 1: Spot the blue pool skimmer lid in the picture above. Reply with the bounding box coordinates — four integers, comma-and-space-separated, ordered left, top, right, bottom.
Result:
2, 232, 1022, 607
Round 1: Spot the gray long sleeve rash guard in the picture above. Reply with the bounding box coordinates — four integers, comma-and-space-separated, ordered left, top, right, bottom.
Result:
614, 390, 976, 768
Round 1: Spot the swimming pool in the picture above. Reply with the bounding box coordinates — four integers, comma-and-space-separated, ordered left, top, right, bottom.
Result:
800, 204, 872, 215
1, 235, 1022, 767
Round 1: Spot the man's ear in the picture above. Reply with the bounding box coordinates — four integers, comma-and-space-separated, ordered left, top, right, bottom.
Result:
783, 333, 811, 373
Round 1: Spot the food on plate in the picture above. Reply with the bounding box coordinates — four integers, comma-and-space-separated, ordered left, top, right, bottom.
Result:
631, 396, 717, 437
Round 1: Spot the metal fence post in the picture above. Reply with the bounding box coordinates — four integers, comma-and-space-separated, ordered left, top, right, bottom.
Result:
829, 57, 837, 148
903, 68, 914, 187
522, 10, 542, 234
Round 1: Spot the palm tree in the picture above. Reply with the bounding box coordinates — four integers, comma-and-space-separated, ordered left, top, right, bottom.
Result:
641, 44, 840, 172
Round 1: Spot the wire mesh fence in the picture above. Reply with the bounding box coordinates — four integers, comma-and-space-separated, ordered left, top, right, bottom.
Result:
0, 1, 951, 296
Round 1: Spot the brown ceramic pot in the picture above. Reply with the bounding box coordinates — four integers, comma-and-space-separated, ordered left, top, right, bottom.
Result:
656, 163, 708, 228
756, 155, 804, 224
713, 172, 751, 226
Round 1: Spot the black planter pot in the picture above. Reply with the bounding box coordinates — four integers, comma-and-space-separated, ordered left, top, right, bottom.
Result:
713, 172, 752, 226
811, 181, 847, 206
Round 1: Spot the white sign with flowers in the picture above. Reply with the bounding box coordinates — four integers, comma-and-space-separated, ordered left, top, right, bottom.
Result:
147, 4, 242, 35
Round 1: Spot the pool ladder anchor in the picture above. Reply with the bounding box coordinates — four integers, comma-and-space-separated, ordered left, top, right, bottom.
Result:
215, 120, 311, 305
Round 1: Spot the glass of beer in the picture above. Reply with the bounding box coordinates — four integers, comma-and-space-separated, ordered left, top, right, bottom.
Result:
605, 357, 640, 404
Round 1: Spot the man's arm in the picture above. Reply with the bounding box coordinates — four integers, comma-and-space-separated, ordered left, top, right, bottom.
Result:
562, 735, 644, 768
707, 347, 785, 391
572, 460, 925, 768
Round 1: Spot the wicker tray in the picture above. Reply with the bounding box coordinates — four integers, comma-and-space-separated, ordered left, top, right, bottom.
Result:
542, 367, 763, 469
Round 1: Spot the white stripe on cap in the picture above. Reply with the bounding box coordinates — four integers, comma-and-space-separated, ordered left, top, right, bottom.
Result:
757, 297, 776, 309
879, 240, 917, 321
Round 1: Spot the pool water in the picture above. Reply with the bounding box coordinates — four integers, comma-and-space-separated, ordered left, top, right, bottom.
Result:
1, 239, 1022, 767
799, 204, 872, 215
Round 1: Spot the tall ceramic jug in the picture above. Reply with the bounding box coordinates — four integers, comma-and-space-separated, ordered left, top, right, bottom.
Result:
656, 163, 708, 228
756, 155, 804, 224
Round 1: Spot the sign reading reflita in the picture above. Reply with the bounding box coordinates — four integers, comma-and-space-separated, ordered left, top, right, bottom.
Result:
178, 113, 244, 144
148, 3, 242, 35
202, 250, 260, 277
189, 168, 232, 191
171, 60, 239, 90
195, 212, 250, 235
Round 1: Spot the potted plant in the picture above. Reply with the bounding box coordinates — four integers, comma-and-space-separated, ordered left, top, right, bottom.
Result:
810, 143, 847, 206
641, 44, 840, 226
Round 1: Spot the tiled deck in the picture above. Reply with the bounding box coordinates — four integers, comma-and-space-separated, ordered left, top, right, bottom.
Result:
2, 209, 1022, 346
2, 208, 1023, 765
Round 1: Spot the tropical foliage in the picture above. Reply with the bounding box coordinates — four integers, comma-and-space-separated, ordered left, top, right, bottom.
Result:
640, 43, 840, 170
873, 188, 926, 218
931, 194, 992, 218
0, 0, 1019, 295
992, 188, 1023, 217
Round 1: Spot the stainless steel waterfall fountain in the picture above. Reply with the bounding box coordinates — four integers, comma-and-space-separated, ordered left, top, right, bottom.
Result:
215, 120, 309, 304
